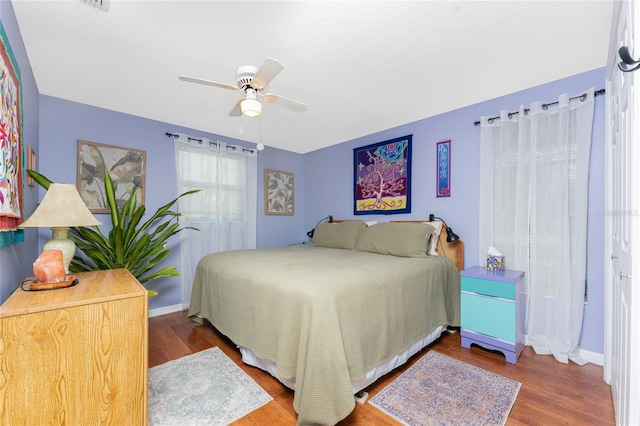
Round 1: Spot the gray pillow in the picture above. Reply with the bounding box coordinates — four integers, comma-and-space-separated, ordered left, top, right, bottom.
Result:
355, 222, 435, 257
312, 221, 367, 249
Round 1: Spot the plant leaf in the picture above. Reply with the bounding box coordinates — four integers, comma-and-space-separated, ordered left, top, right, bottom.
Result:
139, 266, 180, 284
103, 169, 119, 228
26, 170, 53, 189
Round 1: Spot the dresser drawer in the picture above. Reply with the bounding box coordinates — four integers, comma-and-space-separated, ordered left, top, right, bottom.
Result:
461, 292, 515, 342
461, 276, 515, 300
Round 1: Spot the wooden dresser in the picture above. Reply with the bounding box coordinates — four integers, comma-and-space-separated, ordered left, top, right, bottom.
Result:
0, 268, 148, 425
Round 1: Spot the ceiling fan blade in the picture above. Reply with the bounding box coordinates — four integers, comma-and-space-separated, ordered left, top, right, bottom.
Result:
228, 98, 243, 117
262, 93, 308, 113
251, 58, 284, 90
179, 75, 240, 92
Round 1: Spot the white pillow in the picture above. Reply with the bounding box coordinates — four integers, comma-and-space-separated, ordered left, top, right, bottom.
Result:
423, 221, 443, 256
365, 220, 378, 226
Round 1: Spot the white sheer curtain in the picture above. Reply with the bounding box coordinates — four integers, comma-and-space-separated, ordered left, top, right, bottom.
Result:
173, 133, 257, 307
479, 89, 595, 364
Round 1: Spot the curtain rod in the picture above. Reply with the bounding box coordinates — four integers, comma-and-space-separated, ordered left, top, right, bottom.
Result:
165, 132, 256, 154
473, 88, 605, 126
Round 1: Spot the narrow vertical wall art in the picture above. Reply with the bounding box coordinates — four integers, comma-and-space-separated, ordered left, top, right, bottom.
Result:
27, 146, 35, 186
436, 140, 451, 197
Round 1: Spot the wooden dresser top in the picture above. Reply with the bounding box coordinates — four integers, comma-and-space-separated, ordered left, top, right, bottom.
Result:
0, 268, 146, 318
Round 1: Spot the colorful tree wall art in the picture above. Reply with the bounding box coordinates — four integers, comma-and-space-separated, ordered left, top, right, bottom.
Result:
353, 135, 412, 215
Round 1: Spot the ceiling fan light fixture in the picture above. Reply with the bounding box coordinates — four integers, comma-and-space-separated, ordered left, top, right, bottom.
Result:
241, 98, 262, 117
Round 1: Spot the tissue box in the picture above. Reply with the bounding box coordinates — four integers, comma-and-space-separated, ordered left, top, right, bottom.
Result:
487, 255, 505, 272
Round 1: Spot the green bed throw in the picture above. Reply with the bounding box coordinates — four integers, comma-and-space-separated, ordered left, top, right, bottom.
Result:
188, 245, 460, 425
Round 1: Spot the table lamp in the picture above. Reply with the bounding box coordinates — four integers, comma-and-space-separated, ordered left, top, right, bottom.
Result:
21, 183, 102, 274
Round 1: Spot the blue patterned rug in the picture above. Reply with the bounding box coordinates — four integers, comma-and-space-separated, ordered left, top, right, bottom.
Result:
148, 347, 272, 425
369, 351, 521, 426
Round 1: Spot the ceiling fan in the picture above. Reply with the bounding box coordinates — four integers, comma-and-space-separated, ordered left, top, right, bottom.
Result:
179, 58, 307, 118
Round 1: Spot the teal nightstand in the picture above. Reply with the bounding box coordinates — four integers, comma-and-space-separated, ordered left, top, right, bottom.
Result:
460, 266, 525, 363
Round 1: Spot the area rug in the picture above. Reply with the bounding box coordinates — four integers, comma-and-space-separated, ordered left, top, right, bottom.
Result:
369, 351, 521, 426
148, 347, 272, 425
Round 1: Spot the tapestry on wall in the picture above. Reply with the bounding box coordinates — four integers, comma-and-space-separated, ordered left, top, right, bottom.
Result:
0, 21, 24, 249
436, 140, 451, 197
353, 135, 412, 215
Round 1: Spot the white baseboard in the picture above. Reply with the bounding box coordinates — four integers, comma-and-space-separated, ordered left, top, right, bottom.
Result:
524, 335, 604, 366
148, 303, 185, 318
580, 348, 604, 366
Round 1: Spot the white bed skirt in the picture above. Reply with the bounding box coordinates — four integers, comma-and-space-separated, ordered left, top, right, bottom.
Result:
239, 324, 447, 394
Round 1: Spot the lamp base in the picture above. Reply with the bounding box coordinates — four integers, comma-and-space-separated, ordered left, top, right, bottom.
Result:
42, 227, 75, 275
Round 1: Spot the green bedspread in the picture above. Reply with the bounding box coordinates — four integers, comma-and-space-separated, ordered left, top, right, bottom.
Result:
188, 244, 460, 425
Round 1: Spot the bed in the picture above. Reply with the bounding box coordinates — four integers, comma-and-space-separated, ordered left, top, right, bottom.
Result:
188, 220, 463, 425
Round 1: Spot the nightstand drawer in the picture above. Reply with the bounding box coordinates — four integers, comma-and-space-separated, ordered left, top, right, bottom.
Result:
461, 292, 515, 342
461, 276, 515, 300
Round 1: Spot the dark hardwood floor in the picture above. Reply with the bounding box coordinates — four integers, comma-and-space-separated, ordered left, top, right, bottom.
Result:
149, 310, 615, 425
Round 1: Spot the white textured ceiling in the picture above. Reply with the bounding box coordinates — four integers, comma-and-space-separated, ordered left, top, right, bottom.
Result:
12, 0, 613, 154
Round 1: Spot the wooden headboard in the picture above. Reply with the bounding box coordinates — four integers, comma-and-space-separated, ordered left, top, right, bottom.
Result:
330, 220, 465, 271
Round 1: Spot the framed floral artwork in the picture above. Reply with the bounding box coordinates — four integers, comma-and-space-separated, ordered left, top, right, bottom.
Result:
353, 135, 412, 215
77, 140, 146, 213
265, 169, 294, 215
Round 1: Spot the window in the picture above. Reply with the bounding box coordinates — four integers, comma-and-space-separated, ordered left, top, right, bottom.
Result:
173, 135, 257, 306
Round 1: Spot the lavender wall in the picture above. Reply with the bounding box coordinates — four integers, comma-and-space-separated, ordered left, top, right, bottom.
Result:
257, 147, 306, 247
0, 4, 40, 304
37, 95, 303, 311
303, 68, 606, 354
0, 7, 606, 354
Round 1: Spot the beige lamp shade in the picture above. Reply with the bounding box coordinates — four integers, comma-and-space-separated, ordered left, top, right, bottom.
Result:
22, 184, 101, 275
21, 183, 102, 228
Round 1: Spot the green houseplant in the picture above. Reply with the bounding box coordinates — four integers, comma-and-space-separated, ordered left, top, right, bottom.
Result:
27, 169, 199, 292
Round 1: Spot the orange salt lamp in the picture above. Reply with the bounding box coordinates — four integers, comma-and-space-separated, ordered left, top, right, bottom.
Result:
33, 249, 67, 284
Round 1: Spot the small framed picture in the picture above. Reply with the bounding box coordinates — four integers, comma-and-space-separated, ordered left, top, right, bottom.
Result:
264, 169, 294, 215
27, 145, 36, 186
